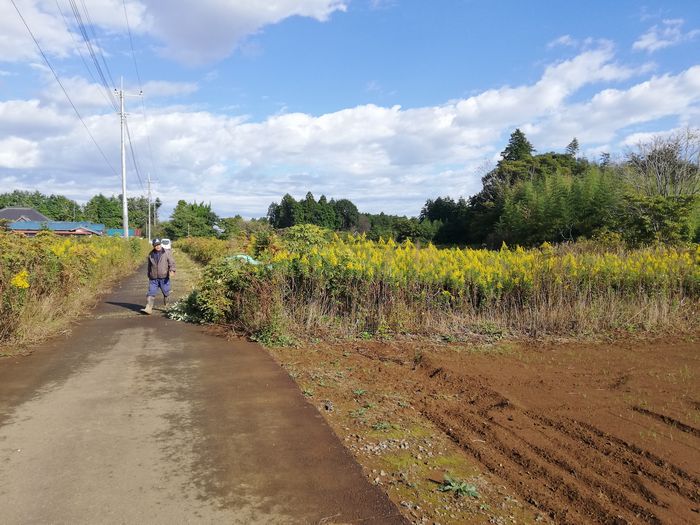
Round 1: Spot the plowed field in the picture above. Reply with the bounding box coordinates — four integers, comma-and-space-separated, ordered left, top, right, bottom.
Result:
271, 337, 700, 524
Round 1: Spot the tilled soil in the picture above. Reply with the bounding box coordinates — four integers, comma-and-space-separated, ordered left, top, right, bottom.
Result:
270, 336, 699, 524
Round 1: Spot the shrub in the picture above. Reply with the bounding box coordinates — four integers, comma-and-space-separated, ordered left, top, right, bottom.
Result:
0, 232, 148, 344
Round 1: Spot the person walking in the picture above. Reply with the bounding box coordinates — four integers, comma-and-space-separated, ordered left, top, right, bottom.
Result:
142, 238, 176, 314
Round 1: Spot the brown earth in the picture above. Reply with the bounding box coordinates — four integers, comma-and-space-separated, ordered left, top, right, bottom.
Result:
269, 335, 700, 524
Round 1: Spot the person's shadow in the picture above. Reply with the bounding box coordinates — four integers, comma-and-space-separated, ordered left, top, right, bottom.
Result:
105, 301, 144, 313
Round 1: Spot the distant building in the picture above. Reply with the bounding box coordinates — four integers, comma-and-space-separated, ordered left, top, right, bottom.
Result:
7, 221, 106, 237
0, 207, 50, 222
106, 228, 141, 237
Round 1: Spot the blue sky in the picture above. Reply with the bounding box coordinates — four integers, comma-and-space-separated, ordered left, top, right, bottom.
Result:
1, 0, 699, 218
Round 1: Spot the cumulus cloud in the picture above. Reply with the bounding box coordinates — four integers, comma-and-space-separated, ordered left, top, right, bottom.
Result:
0, 137, 41, 169
140, 0, 347, 64
547, 35, 577, 48
0, 1, 74, 62
1, 1, 345, 65
633, 18, 700, 53
1, 43, 699, 218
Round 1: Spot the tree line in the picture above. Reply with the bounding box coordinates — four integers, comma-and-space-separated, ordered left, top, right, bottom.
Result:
265, 128, 700, 246
4, 127, 698, 246
0, 191, 162, 233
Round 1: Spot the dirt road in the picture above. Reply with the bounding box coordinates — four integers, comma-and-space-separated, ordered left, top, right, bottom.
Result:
0, 268, 406, 524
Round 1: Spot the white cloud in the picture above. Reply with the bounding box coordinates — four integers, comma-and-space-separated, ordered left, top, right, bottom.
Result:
0, 1, 345, 65
0, 99, 69, 138
530, 66, 700, 146
141, 80, 199, 98
547, 35, 577, 48
633, 18, 700, 53
0, 137, 41, 168
40, 74, 115, 109
0, 1, 74, 62
140, 0, 347, 64
1, 45, 699, 218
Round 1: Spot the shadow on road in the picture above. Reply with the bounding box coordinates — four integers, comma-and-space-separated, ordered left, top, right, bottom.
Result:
105, 301, 144, 313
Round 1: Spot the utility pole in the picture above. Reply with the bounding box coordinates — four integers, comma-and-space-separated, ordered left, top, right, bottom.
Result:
114, 77, 142, 240
147, 172, 152, 241
116, 78, 129, 239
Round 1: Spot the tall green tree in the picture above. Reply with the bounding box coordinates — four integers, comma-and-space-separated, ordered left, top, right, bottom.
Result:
500, 129, 534, 161
83, 194, 122, 228
332, 199, 360, 230
0, 190, 83, 221
565, 137, 580, 157
165, 200, 219, 239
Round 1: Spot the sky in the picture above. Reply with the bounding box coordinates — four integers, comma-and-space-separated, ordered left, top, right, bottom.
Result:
1, 0, 699, 219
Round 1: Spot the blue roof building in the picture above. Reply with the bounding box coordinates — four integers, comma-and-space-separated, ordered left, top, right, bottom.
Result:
8, 221, 106, 236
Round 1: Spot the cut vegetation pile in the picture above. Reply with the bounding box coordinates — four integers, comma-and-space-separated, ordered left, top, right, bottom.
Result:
0, 231, 148, 349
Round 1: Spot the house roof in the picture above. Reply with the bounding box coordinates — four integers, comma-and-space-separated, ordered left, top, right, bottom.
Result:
8, 221, 106, 234
0, 207, 50, 222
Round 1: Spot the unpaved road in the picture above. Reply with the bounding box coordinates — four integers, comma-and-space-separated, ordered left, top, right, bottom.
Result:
0, 268, 406, 524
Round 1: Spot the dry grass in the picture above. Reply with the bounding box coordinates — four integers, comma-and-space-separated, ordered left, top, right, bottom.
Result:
5, 269, 128, 355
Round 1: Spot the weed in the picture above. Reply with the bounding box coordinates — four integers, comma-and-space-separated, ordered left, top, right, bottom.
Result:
350, 407, 368, 418
437, 474, 479, 498
372, 421, 393, 431
353, 388, 367, 396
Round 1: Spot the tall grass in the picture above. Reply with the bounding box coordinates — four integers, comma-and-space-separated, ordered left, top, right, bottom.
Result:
180, 229, 700, 341
176, 237, 238, 264
0, 231, 148, 349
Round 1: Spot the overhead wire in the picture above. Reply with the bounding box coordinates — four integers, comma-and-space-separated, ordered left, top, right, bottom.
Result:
78, 0, 117, 89
9, 0, 117, 177
124, 118, 146, 193
122, 0, 142, 87
54, 0, 114, 109
122, 0, 160, 188
67, 0, 118, 111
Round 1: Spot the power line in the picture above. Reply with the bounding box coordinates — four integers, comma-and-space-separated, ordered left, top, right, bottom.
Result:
67, 0, 118, 111
78, 0, 117, 89
121, 0, 160, 188
124, 117, 145, 193
54, 0, 113, 109
9, 0, 117, 176
122, 0, 142, 87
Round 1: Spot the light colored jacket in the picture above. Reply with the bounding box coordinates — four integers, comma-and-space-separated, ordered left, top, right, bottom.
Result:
147, 249, 176, 279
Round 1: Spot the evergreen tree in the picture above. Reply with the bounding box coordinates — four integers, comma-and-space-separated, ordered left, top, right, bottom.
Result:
83, 194, 122, 228
332, 199, 360, 230
565, 137, 580, 157
165, 200, 219, 239
0, 190, 83, 221
314, 195, 337, 228
500, 129, 534, 161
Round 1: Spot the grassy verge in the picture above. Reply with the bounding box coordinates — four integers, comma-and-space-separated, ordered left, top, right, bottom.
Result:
0, 232, 149, 355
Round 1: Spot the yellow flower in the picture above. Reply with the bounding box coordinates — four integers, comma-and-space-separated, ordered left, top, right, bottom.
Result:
10, 269, 30, 289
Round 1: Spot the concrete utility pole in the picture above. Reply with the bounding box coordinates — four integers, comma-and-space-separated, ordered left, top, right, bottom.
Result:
115, 77, 142, 239
147, 172, 152, 241
116, 78, 129, 239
